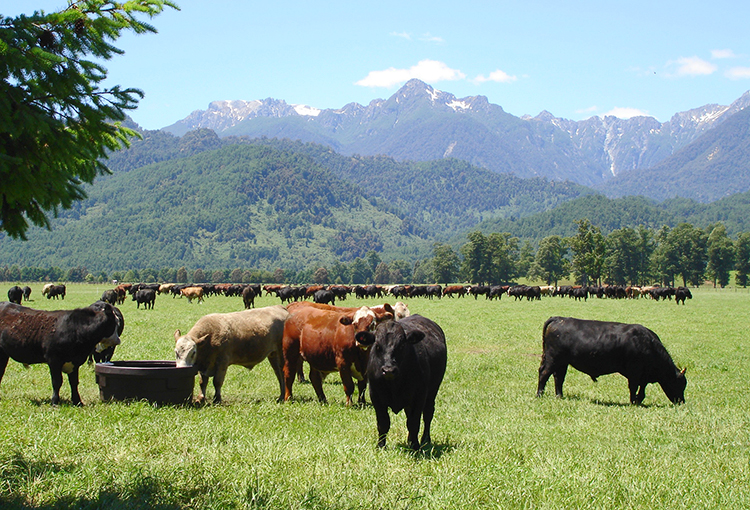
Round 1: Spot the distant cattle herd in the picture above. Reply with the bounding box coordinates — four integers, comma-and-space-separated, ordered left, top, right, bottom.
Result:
1, 280, 693, 449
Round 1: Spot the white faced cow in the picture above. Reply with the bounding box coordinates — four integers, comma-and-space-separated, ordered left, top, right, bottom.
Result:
174, 305, 289, 403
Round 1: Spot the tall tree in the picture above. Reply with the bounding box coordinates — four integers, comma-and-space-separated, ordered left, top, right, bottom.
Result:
706, 223, 735, 288
1, 1, 178, 239
461, 231, 489, 284
486, 232, 519, 284
669, 223, 708, 287
567, 219, 605, 285
734, 232, 750, 287
604, 227, 640, 285
530, 235, 568, 285
432, 243, 460, 284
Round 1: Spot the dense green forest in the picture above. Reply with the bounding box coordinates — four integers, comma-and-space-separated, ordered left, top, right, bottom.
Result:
3, 128, 750, 277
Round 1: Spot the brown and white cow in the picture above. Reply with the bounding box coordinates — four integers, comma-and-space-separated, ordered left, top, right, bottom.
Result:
282, 302, 394, 406
174, 305, 289, 403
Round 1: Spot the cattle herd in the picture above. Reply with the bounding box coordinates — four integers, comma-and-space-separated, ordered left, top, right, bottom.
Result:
0, 280, 691, 449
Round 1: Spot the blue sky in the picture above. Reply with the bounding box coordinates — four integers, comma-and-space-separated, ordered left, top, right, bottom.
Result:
6, 0, 750, 130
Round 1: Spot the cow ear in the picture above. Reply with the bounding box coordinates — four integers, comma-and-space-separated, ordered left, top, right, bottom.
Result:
174, 329, 182, 342
355, 331, 375, 346
383, 303, 394, 314
406, 331, 425, 344
340, 316, 353, 326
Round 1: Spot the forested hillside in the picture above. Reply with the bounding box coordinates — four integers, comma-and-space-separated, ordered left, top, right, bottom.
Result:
475, 192, 750, 241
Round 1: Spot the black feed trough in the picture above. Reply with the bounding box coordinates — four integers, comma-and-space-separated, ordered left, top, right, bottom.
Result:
95, 360, 197, 405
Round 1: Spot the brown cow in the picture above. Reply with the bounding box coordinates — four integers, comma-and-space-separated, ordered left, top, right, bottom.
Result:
180, 286, 204, 304
282, 302, 394, 406
174, 305, 289, 403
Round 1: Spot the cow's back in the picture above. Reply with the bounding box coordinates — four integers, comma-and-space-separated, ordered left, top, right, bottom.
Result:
189, 305, 289, 367
400, 315, 447, 385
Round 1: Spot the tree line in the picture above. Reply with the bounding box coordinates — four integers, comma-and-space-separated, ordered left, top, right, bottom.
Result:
3, 219, 749, 289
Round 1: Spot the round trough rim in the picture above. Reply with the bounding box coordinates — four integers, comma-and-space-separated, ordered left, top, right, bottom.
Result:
95, 360, 198, 376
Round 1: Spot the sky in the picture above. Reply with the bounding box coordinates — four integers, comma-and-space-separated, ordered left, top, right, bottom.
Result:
6, 0, 750, 130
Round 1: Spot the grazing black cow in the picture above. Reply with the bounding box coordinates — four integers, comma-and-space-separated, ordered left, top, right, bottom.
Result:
537, 317, 687, 405
22, 286, 31, 301
356, 315, 448, 449
7, 286, 22, 305
101, 289, 118, 306
46, 284, 66, 300
0, 302, 121, 405
675, 287, 693, 305
88, 301, 124, 363
133, 288, 156, 309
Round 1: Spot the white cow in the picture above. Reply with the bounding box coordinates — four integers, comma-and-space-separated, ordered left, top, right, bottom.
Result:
174, 305, 289, 403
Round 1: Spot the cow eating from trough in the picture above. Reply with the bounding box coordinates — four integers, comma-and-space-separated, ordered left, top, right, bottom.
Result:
537, 316, 687, 405
355, 314, 447, 450
0, 302, 121, 405
174, 305, 289, 403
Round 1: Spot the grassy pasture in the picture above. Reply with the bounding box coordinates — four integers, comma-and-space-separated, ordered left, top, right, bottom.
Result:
0, 283, 748, 509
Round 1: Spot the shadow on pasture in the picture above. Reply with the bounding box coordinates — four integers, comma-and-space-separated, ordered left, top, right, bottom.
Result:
397, 440, 457, 460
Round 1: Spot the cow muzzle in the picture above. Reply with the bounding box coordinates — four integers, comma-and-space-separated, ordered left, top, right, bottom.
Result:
381, 365, 398, 381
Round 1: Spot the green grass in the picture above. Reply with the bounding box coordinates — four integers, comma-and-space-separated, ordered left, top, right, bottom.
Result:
1, 284, 749, 509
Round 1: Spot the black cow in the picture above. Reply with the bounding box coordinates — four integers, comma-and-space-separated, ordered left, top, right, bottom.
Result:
242, 285, 257, 309
46, 284, 66, 300
7, 286, 22, 305
133, 288, 156, 309
101, 289, 118, 306
87, 301, 125, 363
537, 316, 686, 405
0, 302, 121, 405
675, 287, 693, 305
22, 286, 31, 301
356, 315, 448, 450
313, 289, 336, 306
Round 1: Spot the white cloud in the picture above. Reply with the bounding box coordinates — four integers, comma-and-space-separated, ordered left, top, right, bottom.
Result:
419, 33, 444, 43
601, 107, 649, 119
355, 60, 466, 88
473, 69, 517, 84
390, 31, 411, 40
711, 49, 737, 59
726, 67, 750, 79
668, 56, 717, 77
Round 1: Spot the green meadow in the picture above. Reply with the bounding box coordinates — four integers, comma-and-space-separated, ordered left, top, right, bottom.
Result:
0, 283, 748, 509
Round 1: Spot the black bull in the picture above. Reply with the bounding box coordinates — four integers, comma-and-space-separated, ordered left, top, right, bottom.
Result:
537, 317, 686, 405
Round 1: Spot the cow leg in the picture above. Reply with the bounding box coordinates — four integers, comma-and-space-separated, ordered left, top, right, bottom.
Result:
420, 398, 436, 447
212, 366, 227, 403
67, 367, 82, 406
405, 407, 423, 450
49, 366, 64, 406
337, 364, 355, 407
296, 359, 306, 383
357, 378, 367, 405
629, 380, 646, 405
373, 403, 391, 448
267, 353, 285, 403
308, 368, 327, 404
0, 350, 9, 387
196, 372, 210, 404
282, 344, 300, 402
552, 366, 568, 398
536, 356, 555, 397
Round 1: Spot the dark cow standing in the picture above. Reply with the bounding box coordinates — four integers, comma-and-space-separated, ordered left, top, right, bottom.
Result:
675, 287, 693, 305
242, 285, 257, 309
133, 288, 156, 309
0, 302, 121, 405
356, 315, 447, 449
101, 289, 118, 306
313, 289, 336, 306
537, 317, 686, 405
7, 286, 23, 305
22, 286, 31, 301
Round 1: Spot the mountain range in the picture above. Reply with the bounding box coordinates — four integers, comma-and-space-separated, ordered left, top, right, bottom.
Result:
163, 79, 750, 200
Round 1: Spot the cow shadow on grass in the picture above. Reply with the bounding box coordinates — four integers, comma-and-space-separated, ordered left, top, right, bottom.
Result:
389, 440, 457, 460
0, 453, 187, 510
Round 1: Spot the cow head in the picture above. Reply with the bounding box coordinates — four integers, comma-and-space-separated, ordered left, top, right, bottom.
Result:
357, 321, 424, 381
661, 367, 687, 404
174, 329, 198, 367
91, 302, 122, 352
